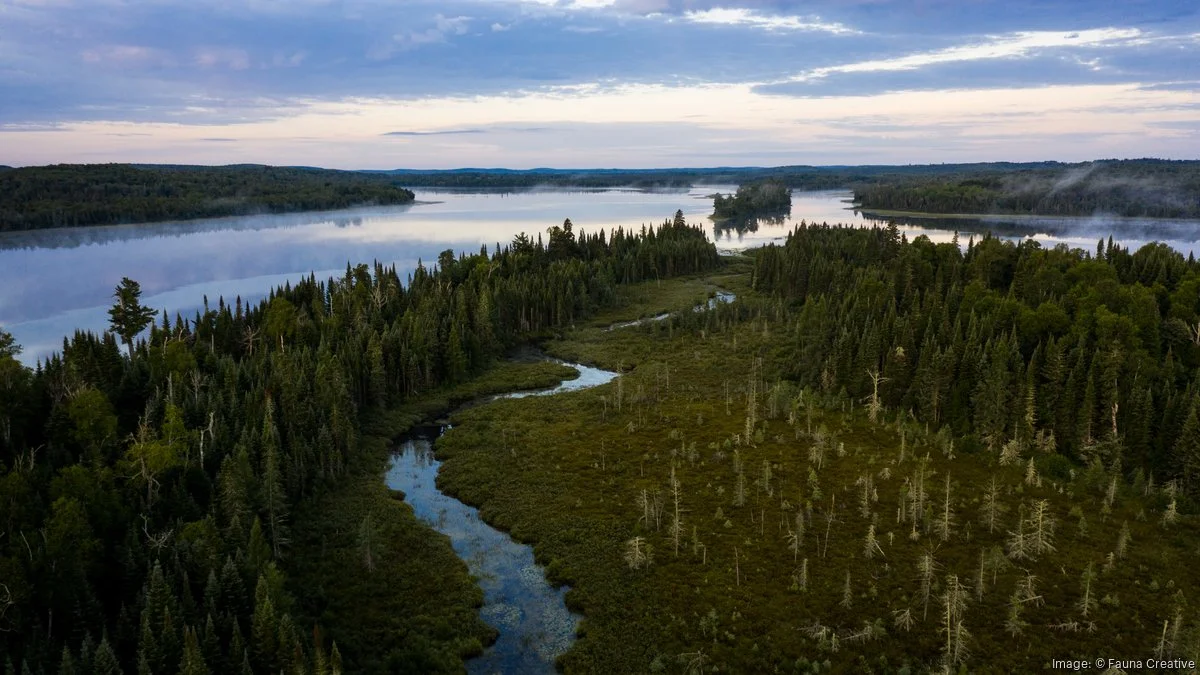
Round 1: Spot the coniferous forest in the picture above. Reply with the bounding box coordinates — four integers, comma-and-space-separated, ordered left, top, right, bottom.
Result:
752, 224, 1200, 487
0, 165, 417, 232
0, 215, 719, 673
432, 226, 1200, 672
852, 159, 1200, 218
3, 204, 1200, 672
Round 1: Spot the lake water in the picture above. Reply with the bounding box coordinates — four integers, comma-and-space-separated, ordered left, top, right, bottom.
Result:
3, 187, 1199, 364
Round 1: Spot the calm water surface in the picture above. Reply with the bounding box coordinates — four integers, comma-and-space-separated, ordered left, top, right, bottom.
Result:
386, 361, 617, 674
3, 187, 1199, 364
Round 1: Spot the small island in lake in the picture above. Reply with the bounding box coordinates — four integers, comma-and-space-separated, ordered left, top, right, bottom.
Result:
711, 179, 793, 233
712, 179, 793, 220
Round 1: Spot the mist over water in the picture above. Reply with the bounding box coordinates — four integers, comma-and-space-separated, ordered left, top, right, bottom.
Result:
2, 187, 1198, 364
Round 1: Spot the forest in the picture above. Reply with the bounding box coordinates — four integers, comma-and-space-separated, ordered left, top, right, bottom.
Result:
0, 165, 416, 231
0, 213, 720, 673
853, 159, 1200, 218
3, 196, 1200, 672
372, 163, 1069, 190
751, 223, 1200, 486
428, 225, 1200, 672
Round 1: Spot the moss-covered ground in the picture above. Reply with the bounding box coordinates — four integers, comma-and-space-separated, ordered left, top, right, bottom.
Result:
433, 263, 1200, 674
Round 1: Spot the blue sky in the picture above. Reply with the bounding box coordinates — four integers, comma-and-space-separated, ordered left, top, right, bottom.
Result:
1, 0, 1198, 168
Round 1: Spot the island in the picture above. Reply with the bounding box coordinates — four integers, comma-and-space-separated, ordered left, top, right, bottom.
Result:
711, 179, 793, 233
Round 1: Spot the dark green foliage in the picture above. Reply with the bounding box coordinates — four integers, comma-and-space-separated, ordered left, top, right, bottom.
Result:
107, 278, 157, 357
752, 224, 1200, 488
0, 217, 719, 672
371, 161, 1078, 190
712, 180, 792, 224
854, 159, 1200, 218
0, 164, 416, 231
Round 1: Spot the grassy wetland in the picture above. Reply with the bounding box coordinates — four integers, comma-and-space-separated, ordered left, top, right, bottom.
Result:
434, 244, 1200, 672
288, 360, 580, 672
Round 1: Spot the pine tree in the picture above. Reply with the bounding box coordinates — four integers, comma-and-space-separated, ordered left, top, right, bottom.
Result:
250, 576, 279, 673
108, 277, 157, 357
261, 399, 289, 558
179, 626, 209, 675
92, 636, 123, 675
1174, 395, 1200, 493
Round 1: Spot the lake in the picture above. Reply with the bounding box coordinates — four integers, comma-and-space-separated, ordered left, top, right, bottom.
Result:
3, 187, 1199, 365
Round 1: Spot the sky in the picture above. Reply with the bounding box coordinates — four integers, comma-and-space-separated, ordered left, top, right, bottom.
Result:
1, 0, 1198, 168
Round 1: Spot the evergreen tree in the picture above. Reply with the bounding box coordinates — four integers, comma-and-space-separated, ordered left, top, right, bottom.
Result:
107, 278, 157, 358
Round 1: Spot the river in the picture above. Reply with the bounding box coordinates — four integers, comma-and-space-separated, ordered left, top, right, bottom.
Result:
3, 187, 1199, 364
386, 359, 618, 674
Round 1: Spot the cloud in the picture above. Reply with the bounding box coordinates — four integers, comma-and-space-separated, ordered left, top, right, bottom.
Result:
0, 123, 67, 132
194, 47, 251, 70
1, 0, 1198, 165
382, 14, 472, 55
382, 129, 485, 136
81, 45, 173, 67
682, 8, 858, 35
785, 28, 1144, 83
381, 126, 553, 136
6, 80, 1196, 168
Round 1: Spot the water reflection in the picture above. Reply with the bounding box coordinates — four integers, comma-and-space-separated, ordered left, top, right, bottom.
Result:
387, 432, 579, 675
385, 361, 616, 673
2, 187, 1198, 365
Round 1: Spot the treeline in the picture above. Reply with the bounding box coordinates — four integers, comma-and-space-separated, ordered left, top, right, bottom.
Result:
753, 224, 1200, 493
853, 159, 1200, 218
370, 161, 1075, 190
712, 180, 792, 222
0, 213, 719, 673
0, 165, 417, 231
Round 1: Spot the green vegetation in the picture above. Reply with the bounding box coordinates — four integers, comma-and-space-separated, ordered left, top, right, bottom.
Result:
6, 159, 1199, 231
711, 180, 792, 232
854, 159, 1200, 218
287, 360, 577, 673
431, 226, 1200, 672
5, 173, 1200, 672
0, 214, 718, 673
372, 162, 1073, 190
0, 164, 417, 231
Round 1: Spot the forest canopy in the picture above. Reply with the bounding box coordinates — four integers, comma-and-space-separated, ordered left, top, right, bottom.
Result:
0, 213, 719, 673
0, 164, 416, 231
853, 159, 1200, 218
752, 224, 1200, 482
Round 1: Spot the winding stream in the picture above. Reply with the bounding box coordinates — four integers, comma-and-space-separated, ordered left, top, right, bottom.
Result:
384, 361, 617, 674
379, 291, 734, 667
384, 291, 737, 671
604, 289, 736, 331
